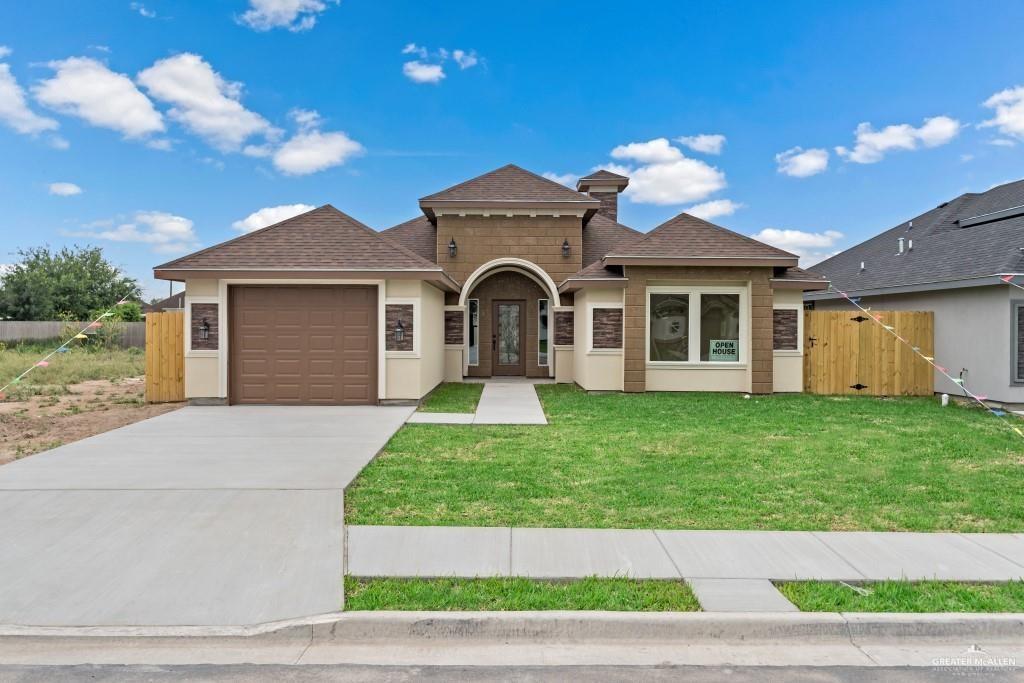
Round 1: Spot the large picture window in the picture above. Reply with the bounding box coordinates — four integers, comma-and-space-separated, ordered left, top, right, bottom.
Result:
468, 299, 479, 365
647, 287, 745, 365
538, 299, 549, 366
649, 293, 690, 362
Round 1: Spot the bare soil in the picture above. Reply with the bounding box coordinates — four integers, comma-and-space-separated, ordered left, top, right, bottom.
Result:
0, 377, 182, 465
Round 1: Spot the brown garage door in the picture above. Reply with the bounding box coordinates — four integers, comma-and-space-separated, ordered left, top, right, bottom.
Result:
229, 285, 377, 405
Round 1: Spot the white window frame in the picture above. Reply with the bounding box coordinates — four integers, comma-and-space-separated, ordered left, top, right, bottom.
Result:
184, 295, 220, 359
538, 298, 550, 366
586, 302, 624, 355
772, 304, 803, 356
467, 298, 480, 366
384, 297, 421, 359
645, 285, 748, 367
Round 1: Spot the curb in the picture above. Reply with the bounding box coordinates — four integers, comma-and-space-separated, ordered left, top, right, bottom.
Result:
1, 611, 1022, 643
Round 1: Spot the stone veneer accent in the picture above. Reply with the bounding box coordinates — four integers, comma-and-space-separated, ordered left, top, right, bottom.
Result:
592, 308, 623, 349
385, 304, 414, 352
444, 310, 464, 345
1017, 305, 1024, 381
623, 266, 774, 394
588, 191, 619, 221
190, 303, 219, 351
554, 310, 574, 346
773, 309, 799, 351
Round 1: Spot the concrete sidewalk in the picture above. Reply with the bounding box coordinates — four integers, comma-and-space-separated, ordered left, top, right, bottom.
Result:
407, 382, 548, 425
346, 526, 1024, 583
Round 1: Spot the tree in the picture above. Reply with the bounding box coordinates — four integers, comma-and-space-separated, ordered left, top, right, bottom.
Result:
0, 246, 141, 321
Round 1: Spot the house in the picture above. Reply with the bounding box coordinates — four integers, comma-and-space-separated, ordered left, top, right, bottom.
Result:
143, 291, 185, 314
806, 178, 1024, 407
154, 164, 827, 405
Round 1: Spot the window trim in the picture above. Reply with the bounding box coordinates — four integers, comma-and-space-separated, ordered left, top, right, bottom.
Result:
645, 285, 748, 367
772, 304, 803, 356
1012, 300, 1024, 386
538, 298, 550, 366
467, 298, 480, 366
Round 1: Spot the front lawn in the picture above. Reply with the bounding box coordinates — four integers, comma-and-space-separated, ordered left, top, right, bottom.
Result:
779, 581, 1024, 613
417, 382, 483, 413
345, 385, 1024, 531
344, 577, 700, 611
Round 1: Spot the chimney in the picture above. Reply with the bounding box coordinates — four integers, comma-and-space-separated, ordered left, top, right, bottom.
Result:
576, 170, 629, 221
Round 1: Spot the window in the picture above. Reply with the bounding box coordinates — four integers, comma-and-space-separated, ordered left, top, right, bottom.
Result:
1014, 302, 1024, 383
699, 293, 740, 362
468, 299, 479, 365
649, 293, 690, 361
647, 287, 746, 365
538, 299, 549, 366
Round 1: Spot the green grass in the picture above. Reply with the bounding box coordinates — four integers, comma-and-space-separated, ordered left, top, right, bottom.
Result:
344, 576, 700, 611
0, 344, 144, 400
779, 581, 1024, 612
346, 384, 1024, 531
418, 382, 484, 413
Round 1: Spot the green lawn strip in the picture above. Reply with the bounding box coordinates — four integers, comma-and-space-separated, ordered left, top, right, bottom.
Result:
417, 382, 484, 413
778, 580, 1024, 612
346, 384, 1024, 531
0, 345, 145, 400
344, 576, 700, 611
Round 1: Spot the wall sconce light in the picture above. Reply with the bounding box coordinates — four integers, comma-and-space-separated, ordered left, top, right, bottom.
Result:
561, 239, 571, 257
394, 320, 405, 343
448, 238, 458, 258
198, 318, 210, 341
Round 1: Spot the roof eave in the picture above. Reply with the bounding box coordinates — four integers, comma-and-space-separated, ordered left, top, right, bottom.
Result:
557, 276, 629, 293
805, 273, 1016, 300
604, 255, 799, 268
153, 267, 462, 292
770, 277, 830, 291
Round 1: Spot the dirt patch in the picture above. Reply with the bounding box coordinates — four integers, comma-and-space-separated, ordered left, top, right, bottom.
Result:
0, 377, 182, 465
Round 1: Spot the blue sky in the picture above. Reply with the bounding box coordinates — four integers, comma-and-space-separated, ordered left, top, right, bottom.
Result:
2, 1, 1024, 299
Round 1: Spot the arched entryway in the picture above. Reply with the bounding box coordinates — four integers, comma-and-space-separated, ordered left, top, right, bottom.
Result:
459, 259, 560, 378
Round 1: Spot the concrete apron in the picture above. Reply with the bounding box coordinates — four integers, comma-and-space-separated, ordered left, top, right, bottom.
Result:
0, 612, 1022, 667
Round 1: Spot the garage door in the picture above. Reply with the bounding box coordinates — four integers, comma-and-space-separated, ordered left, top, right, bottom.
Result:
229, 285, 377, 405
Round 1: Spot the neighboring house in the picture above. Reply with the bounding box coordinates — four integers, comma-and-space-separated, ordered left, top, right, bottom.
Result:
807, 178, 1024, 407
143, 291, 185, 314
154, 164, 827, 405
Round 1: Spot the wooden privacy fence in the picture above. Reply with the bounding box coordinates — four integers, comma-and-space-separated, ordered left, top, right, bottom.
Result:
804, 310, 934, 396
145, 311, 184, 403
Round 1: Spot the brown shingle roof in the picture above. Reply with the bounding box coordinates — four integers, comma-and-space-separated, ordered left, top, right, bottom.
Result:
155, 205, 443, 273
582, 213, 641, 267
605, 212, 798, 264
579, 169, 629, 182
420, 164, 598, 204
380, 215, 437, 263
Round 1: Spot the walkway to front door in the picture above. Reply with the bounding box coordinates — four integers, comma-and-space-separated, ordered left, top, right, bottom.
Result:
407, 381, 547, 425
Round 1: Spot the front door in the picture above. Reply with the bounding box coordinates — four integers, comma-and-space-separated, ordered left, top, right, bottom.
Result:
492, 300, 525, 376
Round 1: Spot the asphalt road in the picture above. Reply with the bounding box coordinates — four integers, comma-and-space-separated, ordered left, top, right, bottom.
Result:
1, 665, 1022, 682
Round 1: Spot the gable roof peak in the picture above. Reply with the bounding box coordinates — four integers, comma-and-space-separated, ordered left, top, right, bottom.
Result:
419, 163, 598, 204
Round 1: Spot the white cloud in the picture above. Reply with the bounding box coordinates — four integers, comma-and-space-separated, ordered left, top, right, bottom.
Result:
402, 43, 428, 59
34, 57, 164, 139
0, 64, 59, 135
137, 53, 274, 151
675, 133, 726, 155
49, 135, 69, 149
750, 228, 844, 266
130, 2, 156, 18
239, 0, 337, 32
542, 172, 576, 187
69, 211, 199, 254
981, 86, 1024, 140
989, 138, 1017, 147
0, 46, 11, 59
452, 49, 478, 70
146, 137, 173, 151
611, 137, 683, 164
272, 110, 364, 175
775, 146, 829, 178
48, 182, 82, 196
835, 116, 960, 164
232, 203, 315, 232
685, 199, 743, 220
403, 60, 445, 84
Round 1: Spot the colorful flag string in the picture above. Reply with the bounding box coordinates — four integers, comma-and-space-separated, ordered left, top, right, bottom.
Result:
1001, 274, 1024, 292
830, 286, 1024, 440
0, 295, 133, 400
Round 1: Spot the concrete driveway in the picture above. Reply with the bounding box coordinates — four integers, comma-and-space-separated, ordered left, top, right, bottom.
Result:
0, 405, 411, 627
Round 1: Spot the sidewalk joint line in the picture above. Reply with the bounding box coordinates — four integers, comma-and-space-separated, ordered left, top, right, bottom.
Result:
958, 533, 1024, 572
810, 531, 869, 580
651, 530, 684, 579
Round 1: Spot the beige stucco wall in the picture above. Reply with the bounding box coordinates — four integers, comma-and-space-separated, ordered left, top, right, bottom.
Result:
418, 282, 445, 397
811, 285, 1022, 404
573, 288, 624, 391
183, 279, 222, 399
384, 279, 441, 401
772, 288, 804, 393
444, 349, 463, 382
555, 347, 574, 383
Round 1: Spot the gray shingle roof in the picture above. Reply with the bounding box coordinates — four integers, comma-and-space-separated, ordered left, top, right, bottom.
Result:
811, 178, 1024, 294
